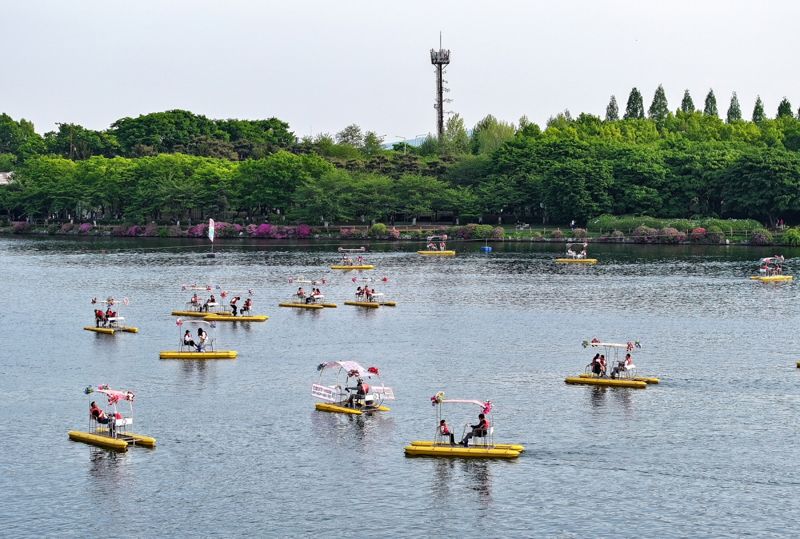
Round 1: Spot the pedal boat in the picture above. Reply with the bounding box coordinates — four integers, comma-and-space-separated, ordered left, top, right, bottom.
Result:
69, 385, 156, 451
566, 376, 646, 389
88, 299, 138, 334
312, 360, 394, 415
159, 350, 237, 359
279, 302, 324, 309
172, 309, 232, 317
417, 250, 456, 256
750, 275, 793, 282
203, 313, 268, 322
331, 264, 375, 270
577, 373, 659, 384
84, 325, 138, 334
555, 258, 598, 264
568, 339, 650, 388
344, 300, 380, 308
404, 394, 523, 459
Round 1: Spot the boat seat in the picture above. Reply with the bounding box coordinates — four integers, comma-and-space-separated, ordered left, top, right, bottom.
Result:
473, 427, 494, 447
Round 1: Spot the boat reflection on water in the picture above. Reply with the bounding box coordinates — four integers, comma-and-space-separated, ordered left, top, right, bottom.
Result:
428, 459, 493, 507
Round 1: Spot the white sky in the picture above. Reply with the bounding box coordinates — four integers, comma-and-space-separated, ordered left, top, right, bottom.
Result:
3, 0, 800, 141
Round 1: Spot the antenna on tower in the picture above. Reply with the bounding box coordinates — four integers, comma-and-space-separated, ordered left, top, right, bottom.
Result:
430, 33, 451, 142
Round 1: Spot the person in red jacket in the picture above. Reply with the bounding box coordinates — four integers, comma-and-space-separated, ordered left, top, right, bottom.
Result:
439, 419, 455, 445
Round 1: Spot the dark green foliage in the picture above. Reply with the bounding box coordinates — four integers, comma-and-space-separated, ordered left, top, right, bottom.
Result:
752, 96, 766, 122
726, 92, 742, 123
680, 90, 695, 114
605, 95, 619, 121
777, 98, 793, 118
648, 85, 669, 121
624, 88, 645, 119
703, 90, 718, 117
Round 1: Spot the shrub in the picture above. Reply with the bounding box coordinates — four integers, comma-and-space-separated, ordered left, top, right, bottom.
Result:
472, 224, 494, 239
78, 223, 92, 234
530, 231, 543, 240
783, 227, 800, 246
110, 225, 127, 236
187, 224, 207, 238
245, 224, 258, 236
706, 225, 725, 244
750, 229, 773, 246
631, 225, 658, 243
253, 223, 272, 238
550, 228, 564, 240
612, 230, 625, 241
388, 227, 400, 240
690, 227, 707, 242
46, 224, 58, 235
296, 224, 312, 239
126, 225, 143, 237
491, 226, 505, 240
59, 223, 74, 234
369, 223, 388, 238
158, 227, 169, 238
659, 227, 686, 244
339, 227, 366, 239
572, 227, 587, 239
143, 224, 159, 237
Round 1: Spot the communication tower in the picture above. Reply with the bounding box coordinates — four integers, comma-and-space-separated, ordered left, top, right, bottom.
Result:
430, 34, 451, 141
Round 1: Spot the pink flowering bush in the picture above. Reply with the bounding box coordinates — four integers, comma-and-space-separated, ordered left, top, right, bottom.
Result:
550, 228, 564, 240
491, 226, 505, 239
659, 227, 686, 244
690, 227, 707, 242
187, 224, 207, 238
12, 221, 30, 234
59, 223, 74, 234
245, 224, 258, 236
572, 227, 587, 239
78, 223, 93, 234
631, 225, 658, 243
388, 227, 401, 240
126, 225, 143, 237
296, 224, 312, 238
253, 223, 272, 237
749, 230, 773, 245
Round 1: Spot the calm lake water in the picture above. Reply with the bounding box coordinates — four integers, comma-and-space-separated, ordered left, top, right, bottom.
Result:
2, 237, 800, 537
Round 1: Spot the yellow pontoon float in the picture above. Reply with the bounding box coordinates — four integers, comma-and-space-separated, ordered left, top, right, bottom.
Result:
417, 235, 456, 256
566, 339, 659, 388
404, 393, 524, 458
68, 384, 156, 452
204, 314, 268, 322
312, 360, 394, 415
555, 242, 597, 264
86, 296, 138, 335
344, 277, 396, 308
159, 319, 238, 360
281, 278, 336, 308
750, 256, 792, 282
330, 247, 375, 270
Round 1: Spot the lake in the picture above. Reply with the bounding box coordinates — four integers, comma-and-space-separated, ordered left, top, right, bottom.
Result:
2, 237, 800, 537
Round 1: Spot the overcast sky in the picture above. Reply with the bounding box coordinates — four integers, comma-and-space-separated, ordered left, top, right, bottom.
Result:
4, 0, 800, 142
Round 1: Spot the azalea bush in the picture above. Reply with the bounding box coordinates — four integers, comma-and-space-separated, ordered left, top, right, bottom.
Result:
659, 227, 686, 244
572, 227, 587, 239
750, 229, 773, 245
78, 223, 93, 234
631, 225, 658, 243
690, 227, 707, 242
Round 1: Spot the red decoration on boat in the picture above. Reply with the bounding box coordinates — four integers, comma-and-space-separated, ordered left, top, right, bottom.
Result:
367, 366, 379, 376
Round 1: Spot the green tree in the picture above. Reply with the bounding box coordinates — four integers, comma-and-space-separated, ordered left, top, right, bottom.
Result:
605, 95, 619, 121
648, 84, 669, 121
752, 96, 766, 122
361, 131, 385, 156
0, 114, 45, 160
777, 97, 793, 118
726, 92, 742, 123
335, 124, 364, 147
680, 90, 695, 113
703, 89, 718, 117
441, 114, 470, 155
471, 115, 516, 154
624, 88, 645, 119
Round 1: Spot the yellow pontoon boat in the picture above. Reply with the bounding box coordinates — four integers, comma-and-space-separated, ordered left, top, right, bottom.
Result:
751, 256, 792, 282
203, 314, 268, 322
312, 361, 394, 415
331, 247, 374, 270
160, 319, 237, 359
404, 393, 524, 459
88, 296, 138, 334
68, 385, 156, 452
280, 302, 324, 310
555, 243, 597, 264
418, 235, 455, 256
568, 339, 657, 390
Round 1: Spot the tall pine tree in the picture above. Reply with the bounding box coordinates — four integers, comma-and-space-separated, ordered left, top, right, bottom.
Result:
605, 95, 619, 121
624, 87, 644, 119
703, 89, 718, 117
648, 84, 669, 121
752, 96, 765, 122
777, 97, 793, 118
680, 89, 695, 113
726, 92, 742, 123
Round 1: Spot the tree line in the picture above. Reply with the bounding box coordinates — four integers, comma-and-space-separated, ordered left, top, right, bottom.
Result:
3, 87, 800, 226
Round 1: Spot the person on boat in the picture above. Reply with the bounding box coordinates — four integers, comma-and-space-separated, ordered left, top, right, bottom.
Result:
611, 353, 636, 379
439, 419, 456, 445
355, 286, 364, 299
90, 401, 109, 424
588, 353, 602, 376
365, 286, 374, 302
460, 413, 490, 447
598, 355, 607, 376
196, 328, 208, 352
347, 378, 370, 407
242, 298, 252, 315
439, 241, 446, 250
296, 287, 305, 300
201, 298, 211, 312
183, 330, 196, 350
229, 296, 241, 316
190, 293, 200, 309
94, 309, 107, 328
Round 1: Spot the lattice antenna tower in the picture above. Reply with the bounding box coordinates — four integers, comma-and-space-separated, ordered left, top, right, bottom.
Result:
430, 32, 451, 141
